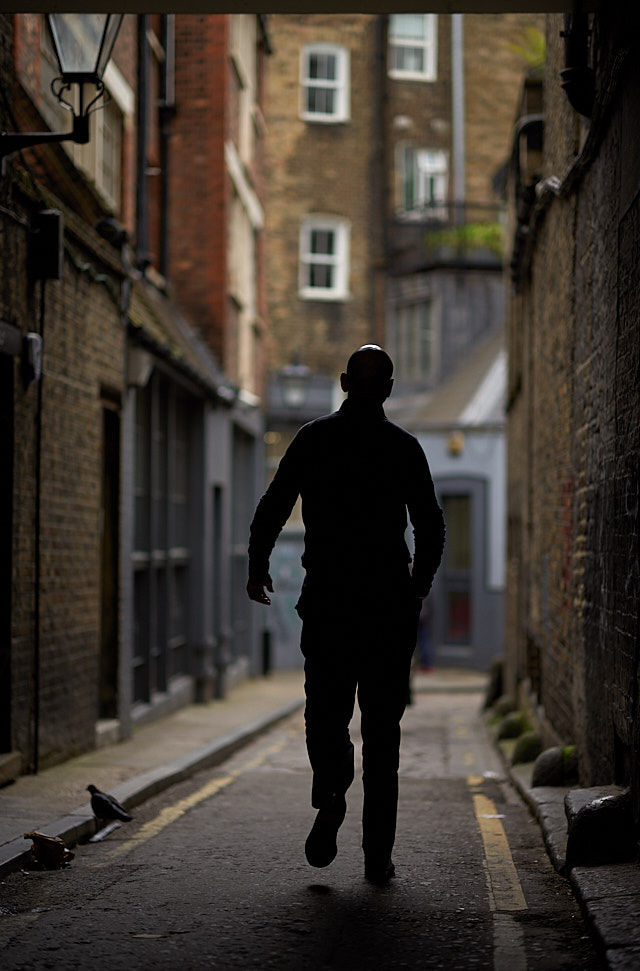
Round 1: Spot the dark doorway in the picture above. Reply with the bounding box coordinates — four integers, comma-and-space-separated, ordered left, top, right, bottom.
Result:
0, 355, 14, 751
100, 404, 120, 719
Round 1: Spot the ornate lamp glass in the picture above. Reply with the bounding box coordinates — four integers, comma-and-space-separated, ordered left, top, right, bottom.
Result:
0, 14, 123, 163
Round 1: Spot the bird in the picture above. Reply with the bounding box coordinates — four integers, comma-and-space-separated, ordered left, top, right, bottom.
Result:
87, 784, 133, 824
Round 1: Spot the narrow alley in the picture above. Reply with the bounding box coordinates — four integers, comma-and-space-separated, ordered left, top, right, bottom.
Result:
0, 684, 601, 970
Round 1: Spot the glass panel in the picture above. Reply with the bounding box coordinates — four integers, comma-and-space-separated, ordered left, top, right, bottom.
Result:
132, 570, 149, 702
308, 52, 336, 81
48, 14, 107, 74
394, 47, 425, 74
152, 567, 167, 692
100, 99, 122, 206
446, 591, 471, 641
169, 566, 185, 640
310, 263, 333, 288
134, 386, 151, 552
403, 147, 415, 209
153, 385, 168, 549
444, 495, 471, 570
311, 229, 334, 255
390, 14, 426, 41
308, 87, 335, 115
173, 396, 189, 548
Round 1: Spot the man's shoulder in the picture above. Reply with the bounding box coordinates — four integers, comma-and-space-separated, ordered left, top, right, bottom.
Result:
297, 411, 341, 435
382, 415, 421, 447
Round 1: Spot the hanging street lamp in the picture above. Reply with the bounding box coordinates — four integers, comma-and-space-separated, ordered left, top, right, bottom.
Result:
0, 14, 123, 164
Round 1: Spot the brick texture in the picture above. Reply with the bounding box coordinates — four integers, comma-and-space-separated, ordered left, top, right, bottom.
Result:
264, 14, 380, 378
168, 15, 229, 368
506, 10, 640, 819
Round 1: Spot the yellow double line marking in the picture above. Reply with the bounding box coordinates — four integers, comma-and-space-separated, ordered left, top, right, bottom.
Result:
468, 774, 527, 912
468, 774, 528, 971
105, 733, 291, 862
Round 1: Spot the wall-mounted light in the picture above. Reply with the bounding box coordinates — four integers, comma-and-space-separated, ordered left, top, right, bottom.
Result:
0, 14, 123, 165
278, 359, 311, 409
447, 430, 465, 457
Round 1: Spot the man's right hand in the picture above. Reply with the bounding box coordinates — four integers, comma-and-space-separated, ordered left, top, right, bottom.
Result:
247, 574, 274, 605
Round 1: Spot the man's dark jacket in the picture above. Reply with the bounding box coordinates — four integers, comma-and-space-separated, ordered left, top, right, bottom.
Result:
248, 398, 445, 598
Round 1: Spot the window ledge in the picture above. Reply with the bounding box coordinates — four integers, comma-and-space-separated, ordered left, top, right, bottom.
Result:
299, 288, 350, 302
301, 113, 350, 125
389, 70, 436, 83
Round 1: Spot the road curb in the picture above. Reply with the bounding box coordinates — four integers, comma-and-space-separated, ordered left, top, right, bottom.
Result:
0, 696, 304, 879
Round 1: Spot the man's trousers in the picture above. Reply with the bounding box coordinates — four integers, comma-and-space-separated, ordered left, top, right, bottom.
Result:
297, 578, 420, 865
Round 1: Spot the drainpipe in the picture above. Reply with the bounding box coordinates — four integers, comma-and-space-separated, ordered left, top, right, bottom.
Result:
560, 7, 595, 118
136, 15, 149, 269
159, 14, 176, 280
32, 281, 46, 773
451, 14, 465, 225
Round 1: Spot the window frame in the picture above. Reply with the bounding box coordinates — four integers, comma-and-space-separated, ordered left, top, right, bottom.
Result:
398, 145, 449, 218
299, 216, 350, 301
300, 43, 350, 124
388, 13, 438, 82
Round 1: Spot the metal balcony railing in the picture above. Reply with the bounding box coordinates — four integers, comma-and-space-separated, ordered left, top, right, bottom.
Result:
388, 201, 507, 272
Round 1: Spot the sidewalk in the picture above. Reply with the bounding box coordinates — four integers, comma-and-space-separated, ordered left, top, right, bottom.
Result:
496, 739, 640, 970
0, 670, 305, 879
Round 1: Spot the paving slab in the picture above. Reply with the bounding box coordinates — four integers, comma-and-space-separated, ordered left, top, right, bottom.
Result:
497, 744, 640, 969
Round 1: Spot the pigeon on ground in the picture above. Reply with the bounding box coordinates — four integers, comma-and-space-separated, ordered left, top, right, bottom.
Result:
87, 784, 133, 823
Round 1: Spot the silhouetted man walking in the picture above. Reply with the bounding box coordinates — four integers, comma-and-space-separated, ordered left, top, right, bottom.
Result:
247, 345, 445, 883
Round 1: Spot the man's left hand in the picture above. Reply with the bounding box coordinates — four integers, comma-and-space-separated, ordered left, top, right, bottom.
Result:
247, 574, 274, 605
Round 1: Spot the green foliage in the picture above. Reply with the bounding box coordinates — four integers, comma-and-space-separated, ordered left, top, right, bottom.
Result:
506, 27, 546, 70
424, 222, 505, 257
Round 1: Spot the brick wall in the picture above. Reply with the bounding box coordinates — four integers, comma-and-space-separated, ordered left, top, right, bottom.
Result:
264, 14, 379, 378
8, 219, 124, 769
1, 15, 127, 769
506, 10, 640, 815
169, 14, 229, 367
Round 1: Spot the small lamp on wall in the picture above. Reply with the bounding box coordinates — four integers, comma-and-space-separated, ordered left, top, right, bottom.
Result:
447, 430, 465, 457
278, 358, 311, 409
1, 14, 123, 165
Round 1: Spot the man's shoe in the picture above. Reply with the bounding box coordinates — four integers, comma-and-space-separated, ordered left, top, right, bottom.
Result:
305, 795, 347, 868
364, 857, 395, 884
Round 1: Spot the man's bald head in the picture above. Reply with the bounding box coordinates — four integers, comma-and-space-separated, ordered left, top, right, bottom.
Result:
341, 345, 394, 403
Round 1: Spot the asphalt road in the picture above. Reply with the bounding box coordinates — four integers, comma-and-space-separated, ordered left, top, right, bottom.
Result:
0, 690, 603, 970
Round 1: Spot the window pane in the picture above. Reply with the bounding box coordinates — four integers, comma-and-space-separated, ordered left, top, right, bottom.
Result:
134, 386, 151, 552
101, 100, 121, 205
403, 148, 415, 209
446, 591, 471, 641
311, 229, 335, 255
153, 386, 168, 549
310, 263, 333, 288
396, 46, 425, 73
173, 396, 189, 548
391, 14, 426, 41
444, 495, 471, 571
307, 86, 335, 115
309, 52, 336, 81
